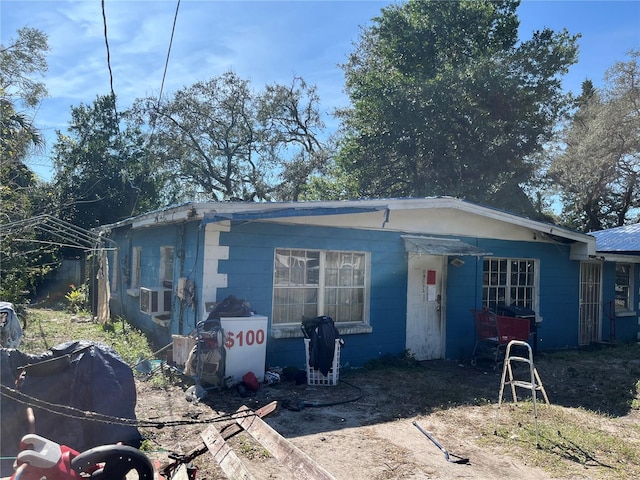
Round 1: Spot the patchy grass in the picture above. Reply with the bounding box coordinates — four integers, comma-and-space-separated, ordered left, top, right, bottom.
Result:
20, 308, 154, 366
490, 402, 640, 479
345, 344, 640, 479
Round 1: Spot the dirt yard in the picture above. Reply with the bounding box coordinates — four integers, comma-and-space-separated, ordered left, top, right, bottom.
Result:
136, 346, 640, 480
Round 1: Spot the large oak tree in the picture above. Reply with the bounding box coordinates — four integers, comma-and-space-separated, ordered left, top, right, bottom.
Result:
130, 72, 330, 203
336, 0, 578, 217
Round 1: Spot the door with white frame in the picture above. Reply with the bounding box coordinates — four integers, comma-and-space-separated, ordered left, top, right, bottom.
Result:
406, 253, 445, 360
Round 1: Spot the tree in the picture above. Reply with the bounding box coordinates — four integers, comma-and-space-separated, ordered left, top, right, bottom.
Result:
336, 0, 579, 216
0, 27, 49, 221
130, 71, 330, 203
257, 77, 332, 201
0, 27, 54, 304
548, 51, 640, 231
52, 95, 164, 231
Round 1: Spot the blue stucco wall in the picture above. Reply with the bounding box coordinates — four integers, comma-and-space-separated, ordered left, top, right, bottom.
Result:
601, 262, 640, 343
215, 222, 409, 370
108, 222, 205, 344
108, 217, 633, 371
214, 223, 587, 367
441, 237, 581, 360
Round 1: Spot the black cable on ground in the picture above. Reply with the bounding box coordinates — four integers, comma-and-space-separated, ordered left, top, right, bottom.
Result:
282, 378, 363, 411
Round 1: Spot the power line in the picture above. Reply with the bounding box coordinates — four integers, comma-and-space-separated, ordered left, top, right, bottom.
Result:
158, 0, 181, 105
101, 0, 117, 108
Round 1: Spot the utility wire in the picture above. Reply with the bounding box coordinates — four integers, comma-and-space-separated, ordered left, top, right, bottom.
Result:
101, 0, 118, 116
127, 0, 181, 217
158, 0, 181, 105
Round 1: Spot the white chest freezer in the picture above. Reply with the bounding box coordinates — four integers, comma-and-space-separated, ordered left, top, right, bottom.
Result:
220, 315, 268, 382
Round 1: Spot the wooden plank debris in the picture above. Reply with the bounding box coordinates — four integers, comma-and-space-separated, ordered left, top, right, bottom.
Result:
234, 404, 336, 480
157, 401, 277, 479
201, 425, 255, 480
159, 401, 335, 480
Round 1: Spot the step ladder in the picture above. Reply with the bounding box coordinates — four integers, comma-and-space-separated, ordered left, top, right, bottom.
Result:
494, 340, 549, 446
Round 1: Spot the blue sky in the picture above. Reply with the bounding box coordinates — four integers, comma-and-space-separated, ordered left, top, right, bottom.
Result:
2, 0, 639, 181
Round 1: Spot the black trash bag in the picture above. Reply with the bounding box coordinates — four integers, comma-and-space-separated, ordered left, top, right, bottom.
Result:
207, 295, 253, 321
0, 340, 141, 476
302, 316, 340, 376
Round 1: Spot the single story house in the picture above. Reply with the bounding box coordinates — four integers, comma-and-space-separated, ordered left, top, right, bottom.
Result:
97, 197, 640, 371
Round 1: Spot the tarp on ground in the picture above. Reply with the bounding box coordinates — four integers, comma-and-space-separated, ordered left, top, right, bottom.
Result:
0, 302, 23, 348
0, 340, 141, 476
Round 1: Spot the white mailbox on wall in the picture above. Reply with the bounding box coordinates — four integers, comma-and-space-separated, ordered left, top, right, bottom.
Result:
220, 315, 268, 383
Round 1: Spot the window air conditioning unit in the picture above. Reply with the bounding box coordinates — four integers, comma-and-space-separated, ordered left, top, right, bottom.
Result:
140, 287, 172, 315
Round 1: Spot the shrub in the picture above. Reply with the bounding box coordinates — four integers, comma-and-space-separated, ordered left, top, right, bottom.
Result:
65, 283, 89, 313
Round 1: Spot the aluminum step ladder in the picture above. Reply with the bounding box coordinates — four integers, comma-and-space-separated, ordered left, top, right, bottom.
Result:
494, 340, 549, 446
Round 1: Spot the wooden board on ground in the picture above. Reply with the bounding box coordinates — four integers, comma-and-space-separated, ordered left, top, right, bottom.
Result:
157, 401, 278, 479
201, 425, 255, 480
235, 404, 336, 480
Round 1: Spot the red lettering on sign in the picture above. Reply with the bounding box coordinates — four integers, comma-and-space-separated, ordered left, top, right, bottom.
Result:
224, 329, 266, 349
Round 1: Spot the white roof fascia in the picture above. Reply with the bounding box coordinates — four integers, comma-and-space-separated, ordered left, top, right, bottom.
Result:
597, 253, 640, 263
381, 198, 595, 253
102, 198, 595, 255
130, 204, 200, 229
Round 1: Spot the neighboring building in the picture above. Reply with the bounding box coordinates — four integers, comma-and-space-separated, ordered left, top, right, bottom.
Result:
589, 223, 640, 343
98, 197, 638, 370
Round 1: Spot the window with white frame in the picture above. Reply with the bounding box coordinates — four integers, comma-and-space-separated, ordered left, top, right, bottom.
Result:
615, 263, 632, 312
160, 246, 175, 287
131, 247, 142, 289
483, 258, 536, 310
273, 248, 368, 325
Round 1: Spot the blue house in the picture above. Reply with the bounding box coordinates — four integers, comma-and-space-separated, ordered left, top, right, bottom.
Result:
98, 197, 639, 371
589, 223, 640, 344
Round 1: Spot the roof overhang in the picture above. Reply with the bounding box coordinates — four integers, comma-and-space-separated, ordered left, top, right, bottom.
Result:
201, 206, 387, 224
97, 198, 596, 257
402, 235, 492, 256
596, 252, 640, 263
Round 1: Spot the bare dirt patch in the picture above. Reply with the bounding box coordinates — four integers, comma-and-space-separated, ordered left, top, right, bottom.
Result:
136, 347, 640, 480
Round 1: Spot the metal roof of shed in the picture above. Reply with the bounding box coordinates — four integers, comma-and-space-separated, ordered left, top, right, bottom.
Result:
590, 223, 640, 253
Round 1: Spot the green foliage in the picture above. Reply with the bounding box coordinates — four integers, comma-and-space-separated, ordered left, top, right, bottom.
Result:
138, 439, 153, 452
20, 308, 154, 367
337, 0, 578, 216
64, 283, 89, 313
0, 27, 49, 108
235, 437, 271, 460
548, 50, 640, 231
299, 160, 360, 200
130, 72, 330, 203
494, 403, 640, 478
51, 94, 164, 231
0, 27, 55, 306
